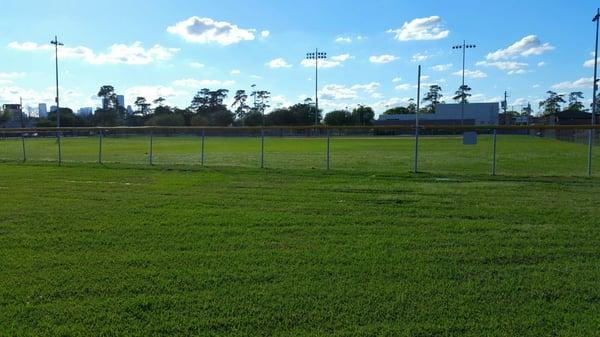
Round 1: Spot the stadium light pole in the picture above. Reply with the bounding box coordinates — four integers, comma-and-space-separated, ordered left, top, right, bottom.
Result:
51, 36, 64, 129
589, 9, 599, 176
452, 41, 476, 126
306, 49, 327, 126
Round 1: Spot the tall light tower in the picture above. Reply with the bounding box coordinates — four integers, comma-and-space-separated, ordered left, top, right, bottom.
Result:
306, 49, 327, 125
592, 9, 599, 126
51, 36, 64, 128
452, 41, 476, 125
589, 9, 600, 176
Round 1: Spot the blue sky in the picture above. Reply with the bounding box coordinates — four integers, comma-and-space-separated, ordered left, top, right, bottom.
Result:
1, 0, 599, 115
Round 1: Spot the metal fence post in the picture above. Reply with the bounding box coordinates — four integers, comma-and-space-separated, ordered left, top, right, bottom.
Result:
57, 131, 62, 166
588, 128, 594, 177
414, 126, 420, 173
201, 129, 205, 166
326, 128, 331, 170
414, 65, 421, 174
260, 128, 265, 169
98, 130, 103, 164
492, 128, 497, 176
149, 131, 153, 165
21, 133, 26, 162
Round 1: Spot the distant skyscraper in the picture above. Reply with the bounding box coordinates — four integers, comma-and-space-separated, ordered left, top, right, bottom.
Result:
117, 95, 125, 108
127, 105, 134, 115
38, 103, 48, 118
102, 97, 109, 109
77, 107, 93, 116
50, 105, 57, 113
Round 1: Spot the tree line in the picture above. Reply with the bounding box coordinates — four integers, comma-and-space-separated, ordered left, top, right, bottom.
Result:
33, 85, 376, 127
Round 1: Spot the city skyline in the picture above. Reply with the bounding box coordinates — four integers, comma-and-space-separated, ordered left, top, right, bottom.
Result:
1, 0, 599, 115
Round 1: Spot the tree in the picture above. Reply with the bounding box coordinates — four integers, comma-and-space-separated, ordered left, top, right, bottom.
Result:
522, 103, 533, 116
39, 108, 84, 127
134, 97, 151, 116
567, 92, 585, 111
97, 85, 116, 109
153, 97, 166, 107
232, 90, 250, 120
351, 105, 375, 125
422, 85, 443, 113
324, 110, 353, 125
453, 84, 472, 104
407, 99, 417, 114
243, 111, 264, 126
539, 91, 565, 115
145, 113, 184, 126
383, 107, 411, 115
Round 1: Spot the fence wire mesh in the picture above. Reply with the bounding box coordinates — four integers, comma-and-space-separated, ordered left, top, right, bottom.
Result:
1, 126, 599, 177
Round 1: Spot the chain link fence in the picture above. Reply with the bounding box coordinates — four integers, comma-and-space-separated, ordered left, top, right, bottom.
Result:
1, 126, 599, 177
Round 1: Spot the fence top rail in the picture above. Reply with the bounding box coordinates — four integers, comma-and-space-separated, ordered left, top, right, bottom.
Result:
1, 124, 600, 134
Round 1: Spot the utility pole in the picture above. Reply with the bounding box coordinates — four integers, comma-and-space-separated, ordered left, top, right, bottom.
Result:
306, 49, 327, 126
452, 41, 476, 125
503, 91, 509, 114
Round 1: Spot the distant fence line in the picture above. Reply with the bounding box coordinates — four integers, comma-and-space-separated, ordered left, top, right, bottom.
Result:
1, 124, 600, 133
0, 125, 599, 177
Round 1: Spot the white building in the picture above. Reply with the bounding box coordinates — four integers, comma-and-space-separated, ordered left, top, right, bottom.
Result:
38, 103, 48, 118
378, 102, 500, 125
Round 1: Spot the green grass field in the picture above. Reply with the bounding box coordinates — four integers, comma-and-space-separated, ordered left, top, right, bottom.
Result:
1, 135, 600, 336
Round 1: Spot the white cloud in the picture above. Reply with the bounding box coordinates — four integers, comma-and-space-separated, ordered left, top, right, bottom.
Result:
266, 58, 292, 68
551, 77, 594, 90
124, 86, 188, 105
260, 30, 270, 39
372, 97, 413, 112
411, 52, 429, 62
190, 62, 205, 68
8, 41, 178, 65
350, 82, 380, 93
537, 61, 547, 67
486, 35, 554, 60
335, 37, 352, 43
476, 60, 528, 74
394, 84, 412, 91
250, 75, 262, 80
320, 84, 357, 100
0, 72, 26, 79
369, 54, 399, 64
301, 59, 343, 68
431, 63, 452, 72
392, 77, 402, 83
230, 69, 241, 75
584, 53, 596, 68
452, 69, 487, 79
512, 98, 529, 106
387, 16, 450, 41
167, 17, 255, 45
330, 54, 352, 62
172, 78, 236, 88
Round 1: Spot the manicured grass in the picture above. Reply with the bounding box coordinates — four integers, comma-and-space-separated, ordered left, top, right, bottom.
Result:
0, 134, 599, 177
0, 162, 599, 336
